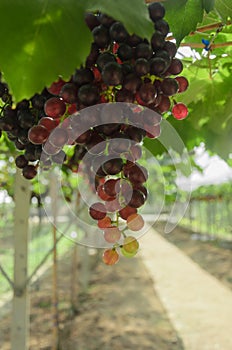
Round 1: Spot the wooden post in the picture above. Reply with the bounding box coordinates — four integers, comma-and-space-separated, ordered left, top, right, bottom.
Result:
50, 175, 59, 350
11, 168, 31, 350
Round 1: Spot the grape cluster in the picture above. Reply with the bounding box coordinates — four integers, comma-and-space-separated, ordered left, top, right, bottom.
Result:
0, 2, 189, 265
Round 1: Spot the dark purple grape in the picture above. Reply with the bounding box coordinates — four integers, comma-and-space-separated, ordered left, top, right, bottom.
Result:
157, 95, 171, 113
95, 123, 120, 136
85, 12, 100, 30
149, 57, 168, 76
78, 84, 100, 106
73, 144, 87, 162
123, 73, 142, 94
117, 44, 133, 61
148, 2, 165, 22
31, 94, 46, 110
124, 126, 146, 143
22, 165, 37, 180
151, 31, 165, 51
135, 58, 150, 76
98, 13, 115, 27
85, 43, 100, 68
102, 62, 123, 86
121, 63, 134, 76
102, 157, 124, 175
138, 83, 157, 105
86, 131, 105, 154
24, 144, 38, 161
167, 58, 183, 75
127, 189, 146, 208
18, 110, 35, 129
60, 83, 78, 103
96, 52, 116, 71
135, 43, 153, 60
116, 89, 135, 103
14, 140, 26, 150
163, 41, 177, 58
155, 19, 170, 36
161, 78, 179, 96
124, 163, 148, 184
18, 129, 30, 145
15, 155, 28, 169
109, 22, 128, 42
72, 68, 94, 86
75, 129, 92, 145
92, 25, 110, 48
108, 135, 131, 154
126, 34, 143, 47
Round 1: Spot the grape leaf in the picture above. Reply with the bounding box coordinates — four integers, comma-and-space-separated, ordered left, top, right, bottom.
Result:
0, 0, 92, 102
86, 0, 153, 39
215, 0, 232, 21
203, 0, 215, 13
164, 0, 204, 46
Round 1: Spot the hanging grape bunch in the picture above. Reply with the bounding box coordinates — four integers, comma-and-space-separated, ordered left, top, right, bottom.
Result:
0, 2, 189, 265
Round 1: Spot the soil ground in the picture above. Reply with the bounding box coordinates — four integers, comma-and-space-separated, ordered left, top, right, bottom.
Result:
0, 222, 232, 349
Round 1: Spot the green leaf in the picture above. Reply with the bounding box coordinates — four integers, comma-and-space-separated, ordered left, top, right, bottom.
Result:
164, 0, 204, 46
0, 0, 92, 102
215, 0, 232, 21
203, 0, 215, 13
86, 0, 153, 39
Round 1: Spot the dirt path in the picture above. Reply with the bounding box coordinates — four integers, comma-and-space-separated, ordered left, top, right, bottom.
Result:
0, 247, 183, 350
141, 228, 232, 350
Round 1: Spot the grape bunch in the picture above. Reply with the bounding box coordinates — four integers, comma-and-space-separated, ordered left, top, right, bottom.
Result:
0, 2, 189, 265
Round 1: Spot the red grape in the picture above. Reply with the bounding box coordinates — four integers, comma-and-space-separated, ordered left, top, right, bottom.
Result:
44, 97, 66, 118
119, 206, 137, 220
172, 103, 188, 120
28, 125, 49, 145
127, 213, 144, 231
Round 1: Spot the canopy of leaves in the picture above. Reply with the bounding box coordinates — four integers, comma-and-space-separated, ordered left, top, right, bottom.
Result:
0, 0, 231, 168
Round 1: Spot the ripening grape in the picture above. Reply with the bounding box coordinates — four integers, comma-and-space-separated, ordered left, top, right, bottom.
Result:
104, 227, 121, 243
172, 103, 188, 120
44, 97, 66, 118
175, 76, 189, 93
102, 249, 119, 265
98, 216, 112, 229
127, 213, 145, 231
121, 236, 139, 257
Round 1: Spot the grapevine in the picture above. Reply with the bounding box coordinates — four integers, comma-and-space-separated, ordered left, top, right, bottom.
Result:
0, 2, 189, 265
